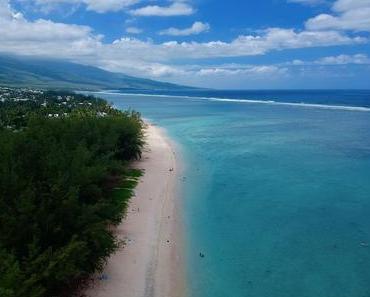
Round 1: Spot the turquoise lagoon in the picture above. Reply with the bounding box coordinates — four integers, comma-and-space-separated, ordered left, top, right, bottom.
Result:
100, 91, 370, 297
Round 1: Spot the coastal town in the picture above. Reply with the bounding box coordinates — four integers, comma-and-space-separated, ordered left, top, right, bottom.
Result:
0, 87, 112, 130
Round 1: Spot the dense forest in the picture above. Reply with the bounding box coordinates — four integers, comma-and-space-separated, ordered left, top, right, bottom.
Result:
0, 88, 145, 297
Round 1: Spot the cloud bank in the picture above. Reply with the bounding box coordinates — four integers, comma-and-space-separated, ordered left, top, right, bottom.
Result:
306, 0, 370, 31
1, 0, 369, 87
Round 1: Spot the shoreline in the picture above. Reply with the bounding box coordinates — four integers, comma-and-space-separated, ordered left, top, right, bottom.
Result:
84, 122, 185, 297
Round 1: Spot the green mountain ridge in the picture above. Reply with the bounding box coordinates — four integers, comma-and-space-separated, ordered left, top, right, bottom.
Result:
0, 55, 191, 90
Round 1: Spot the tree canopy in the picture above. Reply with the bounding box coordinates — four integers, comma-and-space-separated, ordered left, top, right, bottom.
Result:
0, 88, 144, 297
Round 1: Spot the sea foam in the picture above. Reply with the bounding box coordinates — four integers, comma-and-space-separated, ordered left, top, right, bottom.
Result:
94, 91, 370, 112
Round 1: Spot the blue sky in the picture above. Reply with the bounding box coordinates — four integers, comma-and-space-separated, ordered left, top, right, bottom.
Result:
1, 0, 370, 89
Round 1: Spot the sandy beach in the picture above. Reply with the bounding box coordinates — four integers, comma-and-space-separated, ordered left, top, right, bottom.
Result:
85, 123, 185, 297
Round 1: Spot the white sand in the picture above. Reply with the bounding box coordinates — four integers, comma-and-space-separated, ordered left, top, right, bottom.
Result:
85, 123, 185, 297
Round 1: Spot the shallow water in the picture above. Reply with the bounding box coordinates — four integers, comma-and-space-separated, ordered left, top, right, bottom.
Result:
99, 91, 370, 297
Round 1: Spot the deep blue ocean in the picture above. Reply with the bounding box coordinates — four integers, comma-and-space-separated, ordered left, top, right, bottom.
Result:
95, 90, 370, 297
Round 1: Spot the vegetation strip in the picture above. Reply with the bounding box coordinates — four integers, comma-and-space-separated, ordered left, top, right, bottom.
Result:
0, 87, 144, 297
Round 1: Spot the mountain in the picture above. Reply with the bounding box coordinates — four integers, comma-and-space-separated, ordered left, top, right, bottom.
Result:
0, 55, 191, 91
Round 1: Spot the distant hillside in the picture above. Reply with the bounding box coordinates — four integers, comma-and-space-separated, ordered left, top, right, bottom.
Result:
0, 55, 191, 91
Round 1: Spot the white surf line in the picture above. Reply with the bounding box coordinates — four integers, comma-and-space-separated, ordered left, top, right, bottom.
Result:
92, 91, 370, 112
206, 98, 370, 112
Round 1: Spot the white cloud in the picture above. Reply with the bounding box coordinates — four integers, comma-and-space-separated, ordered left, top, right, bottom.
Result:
159, 21, 210, 36
110, 62, 289, 87
169, 64, 290, 88
333, 0, 370, 12
126, 26, 143, 34
290, 59, 306, 65
286, 53, 370, 65
195, 65, 288, 77
101, 28, 365, 68
17, 0, 141, 13
315, 53, 370, 64
306, 0, 370, 31
0, 0, 23, 19
0, 0, 368, 88
0, 2, 95, 41
129, 2, 194, 16
0, 0, 101, 57
0, 5, 365, 74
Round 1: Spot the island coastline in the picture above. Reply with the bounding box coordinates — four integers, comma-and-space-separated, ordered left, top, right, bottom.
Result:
84, 122, 185, 297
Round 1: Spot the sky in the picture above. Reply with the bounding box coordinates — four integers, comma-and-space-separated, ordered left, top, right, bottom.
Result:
0, 0, 370, 89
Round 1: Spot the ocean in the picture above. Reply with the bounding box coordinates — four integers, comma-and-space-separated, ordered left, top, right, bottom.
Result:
95, 90, 370, 297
